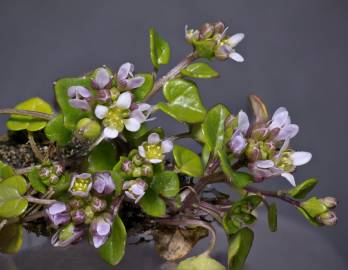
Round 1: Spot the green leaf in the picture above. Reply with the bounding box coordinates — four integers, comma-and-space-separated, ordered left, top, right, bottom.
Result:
181, 63, 219, 79
268, 203, 277, 232
7, 97, 53, 131
98, 215, 127, 266
139, 188, 166, 217
151, 171, 180, 198
44, 114, 73, 146
0, 223, 23, 254
88, 141, 117, 173
111, 171, 123, 196
0, 185, 28, 218
28, 168, 47, 194
1, 176, 27, 195
173, 145, 203, 177
157, 79, 206, 123
0, 162, 15, 180
54, 77, 92, 130
297, 207, 322, 226
202, 104, 230, 154
228, 227, 254, 270
288, 178, 318, 199
300, 197, 327, 218
149, 28, 170, 69
178, 254, 226, 270
134, 73, 154, 101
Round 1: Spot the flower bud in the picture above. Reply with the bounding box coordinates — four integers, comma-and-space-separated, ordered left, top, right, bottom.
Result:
45, 202, 70, 227
69, 198, 85, 209
90, 213, 113, 248
71, 209, 86, 225
199, 23, 214, 39
320, 197, 338, 209
123, 178, 148, 204
84, 206, 95, 224
141, 164, 153, 177
121, 160, 133, 173
90, 196, 107, 213
213, 21, 225, 34
51, 223, 85, 247
76, 118, 102, 140
317, 211, 338, 226
96, 89, 111, 103
132, 167, 142, 178
49, 174, 60, 184
93, 172, 115, 195
39, 167, 51, 178
132, 154, 144, 166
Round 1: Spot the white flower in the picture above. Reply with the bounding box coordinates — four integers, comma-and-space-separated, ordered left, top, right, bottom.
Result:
268, 107, 299, 141
138, 133, 173, 164
215, 33, 245, 62
123, 179, 148, 204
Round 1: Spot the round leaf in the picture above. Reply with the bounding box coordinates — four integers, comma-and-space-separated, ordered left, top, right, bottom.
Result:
0, 184, 28, 218
151, 171, 180, 198
1, 176, 27, 195
139, 188, 166, 217
178, 255, 226, 270
173, 145, 203, 177
134, 73, 154, 101
149, 28, 170, 69
45, 114, 73, 146
181, 63, 219, 78
0, 223, 23, 254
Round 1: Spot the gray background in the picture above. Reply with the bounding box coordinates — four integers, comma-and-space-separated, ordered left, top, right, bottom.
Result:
0, 0, 347, 269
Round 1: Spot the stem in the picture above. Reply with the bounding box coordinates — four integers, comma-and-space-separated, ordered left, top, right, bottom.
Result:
25, 196, 57, 205
0, 219, 7, 231
0, 109, 54, 120
23, 211, 45, 222
144, 52, 198, 101
28, 132, 45, 162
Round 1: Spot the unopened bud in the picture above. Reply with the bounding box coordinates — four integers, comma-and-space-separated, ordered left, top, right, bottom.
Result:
320, 197, 338, 209
84, 206, 95, 224
71, 209, 86, 225
141, 164, 153, 177
213, 21, 225, 34
132, 154, 144, 166
69, 198, 85, 209
96, 89, 111, 103
76, 118, 101, 140
49, 175, 60, 184
132, 167, 142, 178
199, 23, 214, 39
317, 211, 338, 226
39, 167, 51, 178
90, 196, 107, 213
121, 160, 133, 173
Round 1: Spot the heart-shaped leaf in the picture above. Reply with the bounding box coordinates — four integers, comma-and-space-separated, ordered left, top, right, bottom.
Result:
177, 254, 226, 270
0, 184, 28, 218
228, 227, 254, 270
134, 73, 154, 101
149, 28, 170, 69
0, 162, 15, 180
288, 178, 318, 199
7, 97, 53, 131
151, 171, 180, 198
173, 145, 203, 177
98, 215, 127, 266
181, 63, 219, 78
45, 114, 73, 146
0, 223, 23, 254
157, 79, 206, 123
268, 203, 277, 232
139, 188, 166, 217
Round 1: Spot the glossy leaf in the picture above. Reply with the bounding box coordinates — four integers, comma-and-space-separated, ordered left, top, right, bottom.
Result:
54, 77, 92, 130
297, 207, 322, 226
1, 176, 27, 195
248, 95, 269, 123
88, 141, 117, 173
300, 197, 327, 218
7, 97, 53, 131
157, 79, 206, 123
151, 171, 180, 198
0, 223, 23, 254
45, 114, 73, 146
192, 39, 216, 59
202, 104, 230, 154
134, 73, 154, 101
0, 185, 28, 218
149, 28, 170, 69
177, 254, 226, 270
181, 63, 219, 78
28, 168, 47, 194
139, 188, 166, 217
288, 178, 318, 199
0, 162, 15, 180
173, 145, 203, 177
228, 227, 254, 270
98, 215, 127, 266
268, 203, 277, 232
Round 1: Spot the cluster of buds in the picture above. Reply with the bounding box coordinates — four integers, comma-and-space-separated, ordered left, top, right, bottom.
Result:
38, 163, 64, 186
301, 196, 338, 226
185, 21, 245, 62
227, 96, 312, 186
121, 150, 154, 178
46, 171, 117, 248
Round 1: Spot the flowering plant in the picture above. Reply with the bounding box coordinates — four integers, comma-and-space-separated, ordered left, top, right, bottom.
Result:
0, 22, 338, 270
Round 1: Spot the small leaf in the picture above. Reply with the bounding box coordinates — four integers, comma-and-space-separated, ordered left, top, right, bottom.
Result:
88, 141, 117, 173
288, 178, 318, 199
0, 162, 15, 180
300, 197, 327, 218
44, 114, 73, 146
139, 188, 166, 217
98, 215, 127, 266
0, 223, 23, 254
181, 63, 219, 79
173, 145, 203, 177
7, 97, 53, 131
151, 171, 180, 198
134, 73, 154, 101
0, 184, 28, 218
248, 95, 269, 123
1, 176, 27, 195
228, 227, 254, 270
297, 207, 322, 226
157, 79, 206, 123
177, 254, 226, 270
149, 28, 170, 69
28, 168, 47, 194
202, 104, 230, 154
268, 203, 277, 232
54, 77, 92, 130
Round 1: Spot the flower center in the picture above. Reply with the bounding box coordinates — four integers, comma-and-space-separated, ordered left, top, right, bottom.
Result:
103, 107, 129, 131
71, 177, 92, 193
144, 143, 163, 160
276, 153, 294, 172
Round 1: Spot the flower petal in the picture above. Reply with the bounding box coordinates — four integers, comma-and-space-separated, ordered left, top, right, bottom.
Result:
69, 99, 90, 111
48, 202, 67, 215
161, 140, 173, 153
124, 118, 141, 132
281, 172, 296, 186
95, 105, 109, 119
126, 76, 145, 89
96, 220, 111, 236
269, 107, 290, 129
238, 110, 250, 134
117, 62, 134, 81
149, 158, 163, 164
68, 86, 91, 98
92, 235, 107, 249
255, 160, 275, 169
148, 133, 161, 144
228, 131, 247, 155
138, 145, 146, 158
103, 127, 119, 139
130, 109, 147, 123
94, 68, 111, 89
276, 124, 299, 141
228, 33, 245, 47
230, 52, 244, 62
115, 92, 132, 109
291, 152, 312, 166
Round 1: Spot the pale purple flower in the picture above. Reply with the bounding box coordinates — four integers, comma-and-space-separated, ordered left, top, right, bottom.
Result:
93, 172, 115, 195
116, 62, 145, 91
130, 103, 155, 124
90, 213, 113, 248
45, 202, 70, 227
123, 179, 148, 204
215, 33, 245, 62
92, 67, 113, 90
138, 133, 173, 164
51, 223, 85, 247
67, 86, 92, 111
228, 111, 249, 155
268, 107, 299, 141
69, 173, 93, 197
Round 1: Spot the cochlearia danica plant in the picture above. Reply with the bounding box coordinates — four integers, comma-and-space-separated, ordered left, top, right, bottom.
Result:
0, 22, 338, 270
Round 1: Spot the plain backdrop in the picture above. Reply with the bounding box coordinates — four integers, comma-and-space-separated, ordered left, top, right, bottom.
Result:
0, 1, 347, 269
